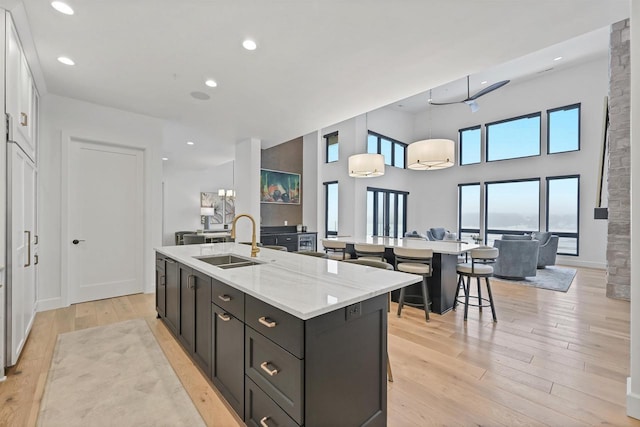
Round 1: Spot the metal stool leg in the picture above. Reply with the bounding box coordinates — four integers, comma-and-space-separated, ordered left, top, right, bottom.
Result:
463, 275, 471, 321
477, 276, 483, 312
421, 276, 430, 322
453, 274, 463, 310
397, 287, 406, 317
485, 277, 498, 322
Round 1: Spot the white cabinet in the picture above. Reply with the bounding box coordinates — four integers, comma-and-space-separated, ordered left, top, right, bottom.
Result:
6, 15, 37, 162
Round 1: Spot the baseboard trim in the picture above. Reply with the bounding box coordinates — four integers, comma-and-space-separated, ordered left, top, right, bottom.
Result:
0, 374, 6, 382
556, 257, 606, 270
37, 297, 66, 312
627, 378, 640, 420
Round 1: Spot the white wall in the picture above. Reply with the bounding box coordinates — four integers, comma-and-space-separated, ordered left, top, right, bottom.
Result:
38, 94, 164, 310
234, 138, 261, 242
313, 56, 608, 268
162, 161, 234, 245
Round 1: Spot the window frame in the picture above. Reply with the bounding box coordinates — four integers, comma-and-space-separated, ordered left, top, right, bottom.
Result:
367, 186, 408, 238
459, 125, 482, 165
324, 131, 339, 163
367, 131, 407, 169
485, 112, 542, 162
484, 177, 541, 243
458, 182, 481, 240
546, 174, 580, 256
324, 181, 338, 237
547, 103, 581, 155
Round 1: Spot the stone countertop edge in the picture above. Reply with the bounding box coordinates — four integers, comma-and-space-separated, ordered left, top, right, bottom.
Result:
155, 243, 421, 320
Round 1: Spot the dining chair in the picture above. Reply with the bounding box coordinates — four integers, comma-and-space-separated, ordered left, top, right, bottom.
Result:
354, 243, 386, 262
394, 247, 433, 322
322, 239, 351, 260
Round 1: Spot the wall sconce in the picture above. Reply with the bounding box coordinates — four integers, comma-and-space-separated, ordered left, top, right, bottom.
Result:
200, 207, 215, 230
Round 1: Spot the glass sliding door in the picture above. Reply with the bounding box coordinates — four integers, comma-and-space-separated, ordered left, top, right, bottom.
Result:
367, 187, 408, 238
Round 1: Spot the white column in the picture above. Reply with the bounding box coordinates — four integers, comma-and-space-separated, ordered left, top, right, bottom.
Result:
629, 0, 640, 420
234, 138, 261, 243
302, 131, 320, 233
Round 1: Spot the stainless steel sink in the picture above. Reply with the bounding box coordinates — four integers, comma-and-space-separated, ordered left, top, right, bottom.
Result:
194, 254, 264, 269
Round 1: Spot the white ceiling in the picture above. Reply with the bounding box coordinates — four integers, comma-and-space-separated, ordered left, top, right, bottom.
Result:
3, 0, 630, 169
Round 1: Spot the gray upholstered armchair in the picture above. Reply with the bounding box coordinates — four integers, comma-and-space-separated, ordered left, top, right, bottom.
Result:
426, 228, 448, 241
532, 231, 559, 268
492, 238, 539, 279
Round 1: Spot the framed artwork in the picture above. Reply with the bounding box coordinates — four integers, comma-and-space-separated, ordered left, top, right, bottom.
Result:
200, 192, 235, 224
260, 169, 301, 204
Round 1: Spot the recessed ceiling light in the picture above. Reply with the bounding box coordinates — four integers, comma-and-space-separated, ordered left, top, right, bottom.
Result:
57, 56, 75, 65
187, 141, 195, 145
51, 1, 74, 15
554, 56, 563, 61
243, 39, 257, 51
481, 80, 488, 85
205, 79, 217, 88
162, 157, 168, 161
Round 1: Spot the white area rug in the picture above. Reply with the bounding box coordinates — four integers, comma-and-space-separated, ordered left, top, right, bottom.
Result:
496, 265, 577, 292
38, 319, 205, 427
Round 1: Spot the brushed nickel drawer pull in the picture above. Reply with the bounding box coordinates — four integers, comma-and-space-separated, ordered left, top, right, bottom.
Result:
260, 362, 279, 376
218, 294, 231, 302
259, 416, 270, 427
20, 112, 27, 127
217, 313, 231, 322
258, 316, 276, 328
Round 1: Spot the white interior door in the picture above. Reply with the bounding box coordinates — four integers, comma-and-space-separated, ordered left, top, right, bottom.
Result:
67, 139, 144, 304
7, 143, 37, 366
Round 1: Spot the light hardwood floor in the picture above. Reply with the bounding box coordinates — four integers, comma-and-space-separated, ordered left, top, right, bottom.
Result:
1, 267, 639, 426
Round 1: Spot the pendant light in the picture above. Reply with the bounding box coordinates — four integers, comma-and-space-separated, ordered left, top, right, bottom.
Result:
407, 90, 455, 170
348, 113, 385, 178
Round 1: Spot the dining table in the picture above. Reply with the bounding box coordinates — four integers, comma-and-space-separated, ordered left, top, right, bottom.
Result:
326, 236, 481, 314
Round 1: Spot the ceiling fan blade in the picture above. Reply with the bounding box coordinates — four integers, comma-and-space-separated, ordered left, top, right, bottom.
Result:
428, 101, 461, 106
466, 80, 510, 101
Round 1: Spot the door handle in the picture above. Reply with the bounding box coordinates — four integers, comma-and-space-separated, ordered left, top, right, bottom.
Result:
20, 112, 27, 127
24, 231, 31, 267
72, 239, 85, 245
34, 234, 39, 245
34, 254, 39, 265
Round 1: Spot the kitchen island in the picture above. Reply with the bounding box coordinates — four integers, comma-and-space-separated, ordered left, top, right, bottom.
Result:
155, 243, 420, 427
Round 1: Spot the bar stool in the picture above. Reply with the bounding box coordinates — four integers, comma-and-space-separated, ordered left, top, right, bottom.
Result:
322, 239, 352, 260
354, 243, 386, 262
454, 247, 499, 322
394, 247, 433, 322
341, 258, 395, 382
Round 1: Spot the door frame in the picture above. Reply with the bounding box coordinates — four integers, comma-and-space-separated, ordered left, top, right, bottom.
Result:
60, 132, 147, 307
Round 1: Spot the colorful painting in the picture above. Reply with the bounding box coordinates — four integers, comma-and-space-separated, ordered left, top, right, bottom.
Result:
200, 192, 235, 224
260, 169, 301, 204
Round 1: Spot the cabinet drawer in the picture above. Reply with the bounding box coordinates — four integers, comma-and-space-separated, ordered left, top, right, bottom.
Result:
246, 327, 303, 424
245, 377, 299, 427
245, 295, 304, 359
212, 279, 244, 321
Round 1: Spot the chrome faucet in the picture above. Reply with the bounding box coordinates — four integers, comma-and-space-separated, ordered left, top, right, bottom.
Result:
231, 214, 260, 257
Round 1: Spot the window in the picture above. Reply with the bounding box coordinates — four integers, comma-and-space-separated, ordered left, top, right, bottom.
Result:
485, 179, 540, 245
324, 181, 338, 237
548, 104, 580, 154
459, 126, 481, 165
547, 175, 579, 255
367, 131, 406, 168
486, 113, 541, 161
325, 132, 338, 163
366, 187, 408, 238
458, 183, 481, 242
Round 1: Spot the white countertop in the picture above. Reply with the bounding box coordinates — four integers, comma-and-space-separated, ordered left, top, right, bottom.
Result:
155, 243, 421, 320
326, 236, 480, 255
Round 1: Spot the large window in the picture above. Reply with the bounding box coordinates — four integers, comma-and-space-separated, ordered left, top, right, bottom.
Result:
486, 113, 541, 162
459, 126, 481, 165
485, 179, 540, 244
458, 183, 481, 242
367, 131, 406, 168
366, 187, 407, 238
324, 181, 338, 237
325, 132, 338, 163
548, 104, 580, 154
547, 175, 579, 255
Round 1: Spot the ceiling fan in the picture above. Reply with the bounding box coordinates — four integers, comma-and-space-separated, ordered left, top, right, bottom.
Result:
429, 76, 510, 112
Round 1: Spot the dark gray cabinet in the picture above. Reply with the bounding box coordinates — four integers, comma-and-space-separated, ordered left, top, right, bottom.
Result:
212, 303, 244, 418
260, 232, 317, 252
178, 265, 212, 376
155, 255, 166, 318
164, 258, 179, 335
